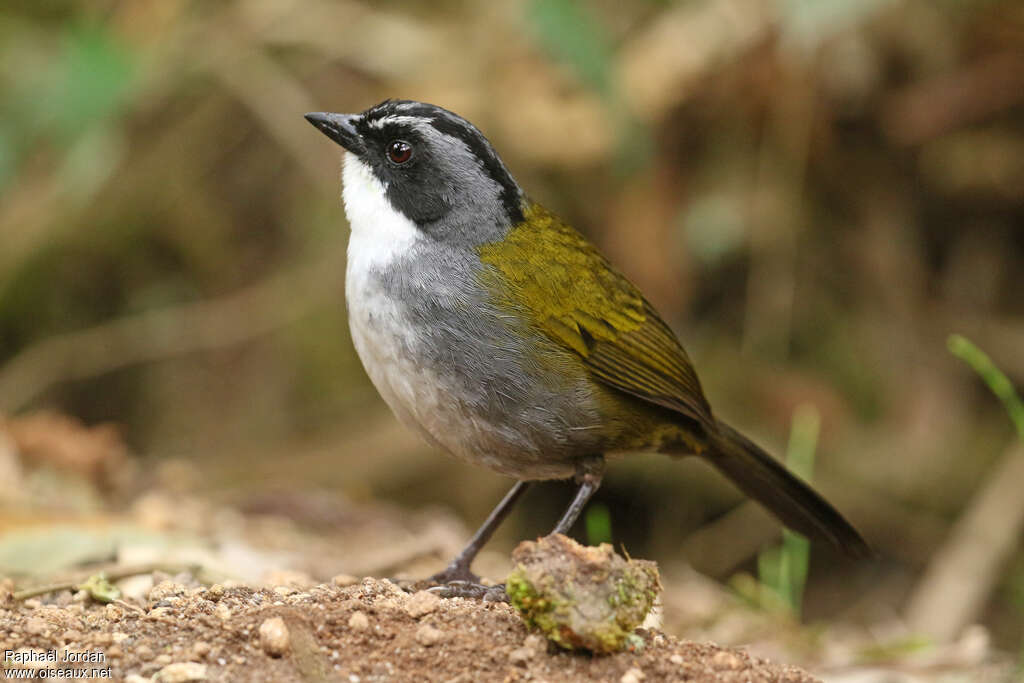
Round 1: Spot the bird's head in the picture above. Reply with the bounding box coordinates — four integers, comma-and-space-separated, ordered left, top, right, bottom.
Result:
305, 100, 524, 242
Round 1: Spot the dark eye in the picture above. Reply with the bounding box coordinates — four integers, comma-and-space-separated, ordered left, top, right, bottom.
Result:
386, 140, 413, 164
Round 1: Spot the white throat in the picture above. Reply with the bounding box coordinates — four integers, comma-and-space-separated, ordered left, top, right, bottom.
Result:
342, 153, 421, 272
340, 153, 445, 451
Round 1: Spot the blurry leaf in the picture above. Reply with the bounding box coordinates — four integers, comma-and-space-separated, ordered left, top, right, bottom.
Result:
779, 0, 897, 54
529, 0, 613, 96
45, 23, 136, 142
527, 0, 649, 172
729, 569, 790, 613
0, 524, 183, 575
683, 191, 748, 264
0, 527, 117, 574
57, 127, 126, 203
858, 636, 932, 662
78, 571, 121, 603
1008, 561, 1024, 612
0, 130, 14, 189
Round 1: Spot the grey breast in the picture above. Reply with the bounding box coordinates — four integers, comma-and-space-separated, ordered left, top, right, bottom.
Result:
372, 244, 605, 479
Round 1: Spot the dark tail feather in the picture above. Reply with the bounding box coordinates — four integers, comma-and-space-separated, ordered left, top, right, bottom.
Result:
707, 421, 871, 559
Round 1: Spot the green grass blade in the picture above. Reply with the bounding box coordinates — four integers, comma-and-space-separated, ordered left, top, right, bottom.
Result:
780, 404, 818, 614
585, 502, 613, 546
757, 403, 818, 615
947, 334, 1024, 440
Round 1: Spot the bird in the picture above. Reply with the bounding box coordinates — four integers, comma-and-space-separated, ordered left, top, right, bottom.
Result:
304, 99, 869, 598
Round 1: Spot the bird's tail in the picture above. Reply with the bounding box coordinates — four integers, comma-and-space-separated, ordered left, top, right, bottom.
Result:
706, 420, 871, 558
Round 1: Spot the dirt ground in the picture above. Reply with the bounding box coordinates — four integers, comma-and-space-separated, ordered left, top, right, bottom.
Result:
0, 415, 1016, 682
1, 575, 818, 683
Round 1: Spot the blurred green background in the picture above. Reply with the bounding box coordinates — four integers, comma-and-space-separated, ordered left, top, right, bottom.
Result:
2, 0, 1023, 668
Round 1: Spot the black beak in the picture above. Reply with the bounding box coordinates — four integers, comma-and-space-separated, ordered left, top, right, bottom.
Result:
305, 112, 363, 154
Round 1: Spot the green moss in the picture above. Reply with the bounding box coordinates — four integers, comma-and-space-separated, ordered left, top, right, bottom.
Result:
508, 567, 594, 651
507, 535, 661, 655
508, 559, 658, 653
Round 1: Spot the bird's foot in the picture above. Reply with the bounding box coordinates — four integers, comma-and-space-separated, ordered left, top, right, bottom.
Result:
426, 581, 508, 602
427, 563, 481, 586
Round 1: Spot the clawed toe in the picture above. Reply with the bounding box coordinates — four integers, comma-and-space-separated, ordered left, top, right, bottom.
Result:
427, 581, 508, 602
428, 565, 481, 586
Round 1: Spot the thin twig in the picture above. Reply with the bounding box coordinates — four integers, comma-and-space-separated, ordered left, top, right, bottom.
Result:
13, 563, 205, 601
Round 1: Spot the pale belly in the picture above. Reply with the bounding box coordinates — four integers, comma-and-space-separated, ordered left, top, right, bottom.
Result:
345, 267, 578, 480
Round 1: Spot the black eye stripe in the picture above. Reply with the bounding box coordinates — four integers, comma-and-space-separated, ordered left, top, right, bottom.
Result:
428, 117, 522, 224
356, 99, 525, 224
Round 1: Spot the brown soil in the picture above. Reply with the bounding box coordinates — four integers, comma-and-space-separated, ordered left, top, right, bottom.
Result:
1, 577, 818, 683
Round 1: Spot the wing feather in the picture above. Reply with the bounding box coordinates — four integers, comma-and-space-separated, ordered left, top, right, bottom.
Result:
478, 204, 714, 428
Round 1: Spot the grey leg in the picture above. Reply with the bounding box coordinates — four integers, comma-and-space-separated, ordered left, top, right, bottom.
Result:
430, 457, 604, 601
429, 480, 530, 585
551, 468, 603, 536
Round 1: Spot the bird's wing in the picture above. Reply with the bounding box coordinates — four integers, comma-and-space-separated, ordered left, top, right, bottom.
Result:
478, 204, 714, 428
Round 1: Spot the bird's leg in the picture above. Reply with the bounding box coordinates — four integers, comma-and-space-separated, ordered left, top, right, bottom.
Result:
551, 456, 604, 535
427, 480, 530, 594
429, 458, 604, 601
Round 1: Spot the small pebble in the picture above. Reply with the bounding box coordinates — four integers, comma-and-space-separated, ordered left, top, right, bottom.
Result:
61, 629, 83, 643
348, 611, 369, 631
523, 634, 546, 653
332, 574, 359, 588
24, 617, 48, 636
149, 580, 185, 602
259, 617, 290, 657
191, 642, 211, 660
214, 603, 231, 621
106, 645, 123, 659
415, 624, 445, 647
711, 650, 742, 670
118, 576, 154, 602
374, 597, 402, 611
155, 662, 207, 682
263, 570, 314, 589
508, 647, 533, 666
136, 644, 155, 661
207, 584, 225, 601
620, 667, 645, 683
669, 653, 684, 665
404, 591, 440, 618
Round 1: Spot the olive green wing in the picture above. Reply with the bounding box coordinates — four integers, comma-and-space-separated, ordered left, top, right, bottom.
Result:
478, 205, 714, 428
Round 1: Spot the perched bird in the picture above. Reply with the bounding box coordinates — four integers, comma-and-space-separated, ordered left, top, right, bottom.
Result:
305, 100, 868, 598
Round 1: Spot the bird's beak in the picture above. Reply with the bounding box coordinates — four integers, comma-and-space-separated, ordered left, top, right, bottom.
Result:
304, 112, 364, 154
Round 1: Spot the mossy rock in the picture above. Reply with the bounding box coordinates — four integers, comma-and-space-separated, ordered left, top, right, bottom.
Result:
506, 533, 661, 654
